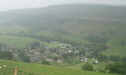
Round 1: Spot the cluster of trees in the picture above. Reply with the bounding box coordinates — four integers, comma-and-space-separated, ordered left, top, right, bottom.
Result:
106, 62, 126, 74
98, 54, 126, 62
0, 51, 13, 60
81, 62, 126, 74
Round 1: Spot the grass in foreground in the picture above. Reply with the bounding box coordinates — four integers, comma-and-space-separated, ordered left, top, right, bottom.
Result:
0, 60, 118, 75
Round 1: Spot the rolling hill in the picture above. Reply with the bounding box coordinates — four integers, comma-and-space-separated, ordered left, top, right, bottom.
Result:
0, 4, 126, 62
0, 4, 126, 33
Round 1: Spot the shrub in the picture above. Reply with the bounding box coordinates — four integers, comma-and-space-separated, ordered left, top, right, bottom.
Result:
0, 51, 13, 60
106, 62, 126, 74
41, 60, 51, 65
82, 63, 94, 71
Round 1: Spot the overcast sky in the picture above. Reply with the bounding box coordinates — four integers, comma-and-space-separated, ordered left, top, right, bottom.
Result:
0, 0, 126, 11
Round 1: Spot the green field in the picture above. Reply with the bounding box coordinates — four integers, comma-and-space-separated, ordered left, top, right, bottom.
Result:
0, 35, 40, 48
0, 60, 118, 75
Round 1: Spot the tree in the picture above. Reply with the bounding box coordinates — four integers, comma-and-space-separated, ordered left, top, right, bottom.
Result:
0, 51, 13, 60
82, 63, 94, 71
41, 60, 51, 65
106, 62, 126, 74
18, 51, 30, 62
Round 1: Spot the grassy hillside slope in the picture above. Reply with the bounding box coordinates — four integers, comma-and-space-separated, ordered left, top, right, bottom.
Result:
0, 60, 118, 75
0, 35, 40, 48
103, 38, 126, 57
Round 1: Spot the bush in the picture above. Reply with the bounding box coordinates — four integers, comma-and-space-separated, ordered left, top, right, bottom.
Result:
82, 63, 94, 71
41, 60, 51, 65
0, 51, 13, 60
18, 51, 30, 62
106, 62, 126, 74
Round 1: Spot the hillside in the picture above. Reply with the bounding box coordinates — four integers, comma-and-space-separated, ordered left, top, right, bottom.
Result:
0, 4, 126, 33
0, 4, 126, 63
0, 60, 118, 75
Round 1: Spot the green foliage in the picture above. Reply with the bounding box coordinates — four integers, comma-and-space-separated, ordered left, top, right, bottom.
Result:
18, 51, 30, 62
103, 37, 126, 58
106, 62, 126, 74
0, 60, 118, 75
82, 63, 94, 71
0, 51, 13, 60
41, 60, 51, 65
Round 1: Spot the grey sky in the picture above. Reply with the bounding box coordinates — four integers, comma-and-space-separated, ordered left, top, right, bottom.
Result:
0, 0, 126, 11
